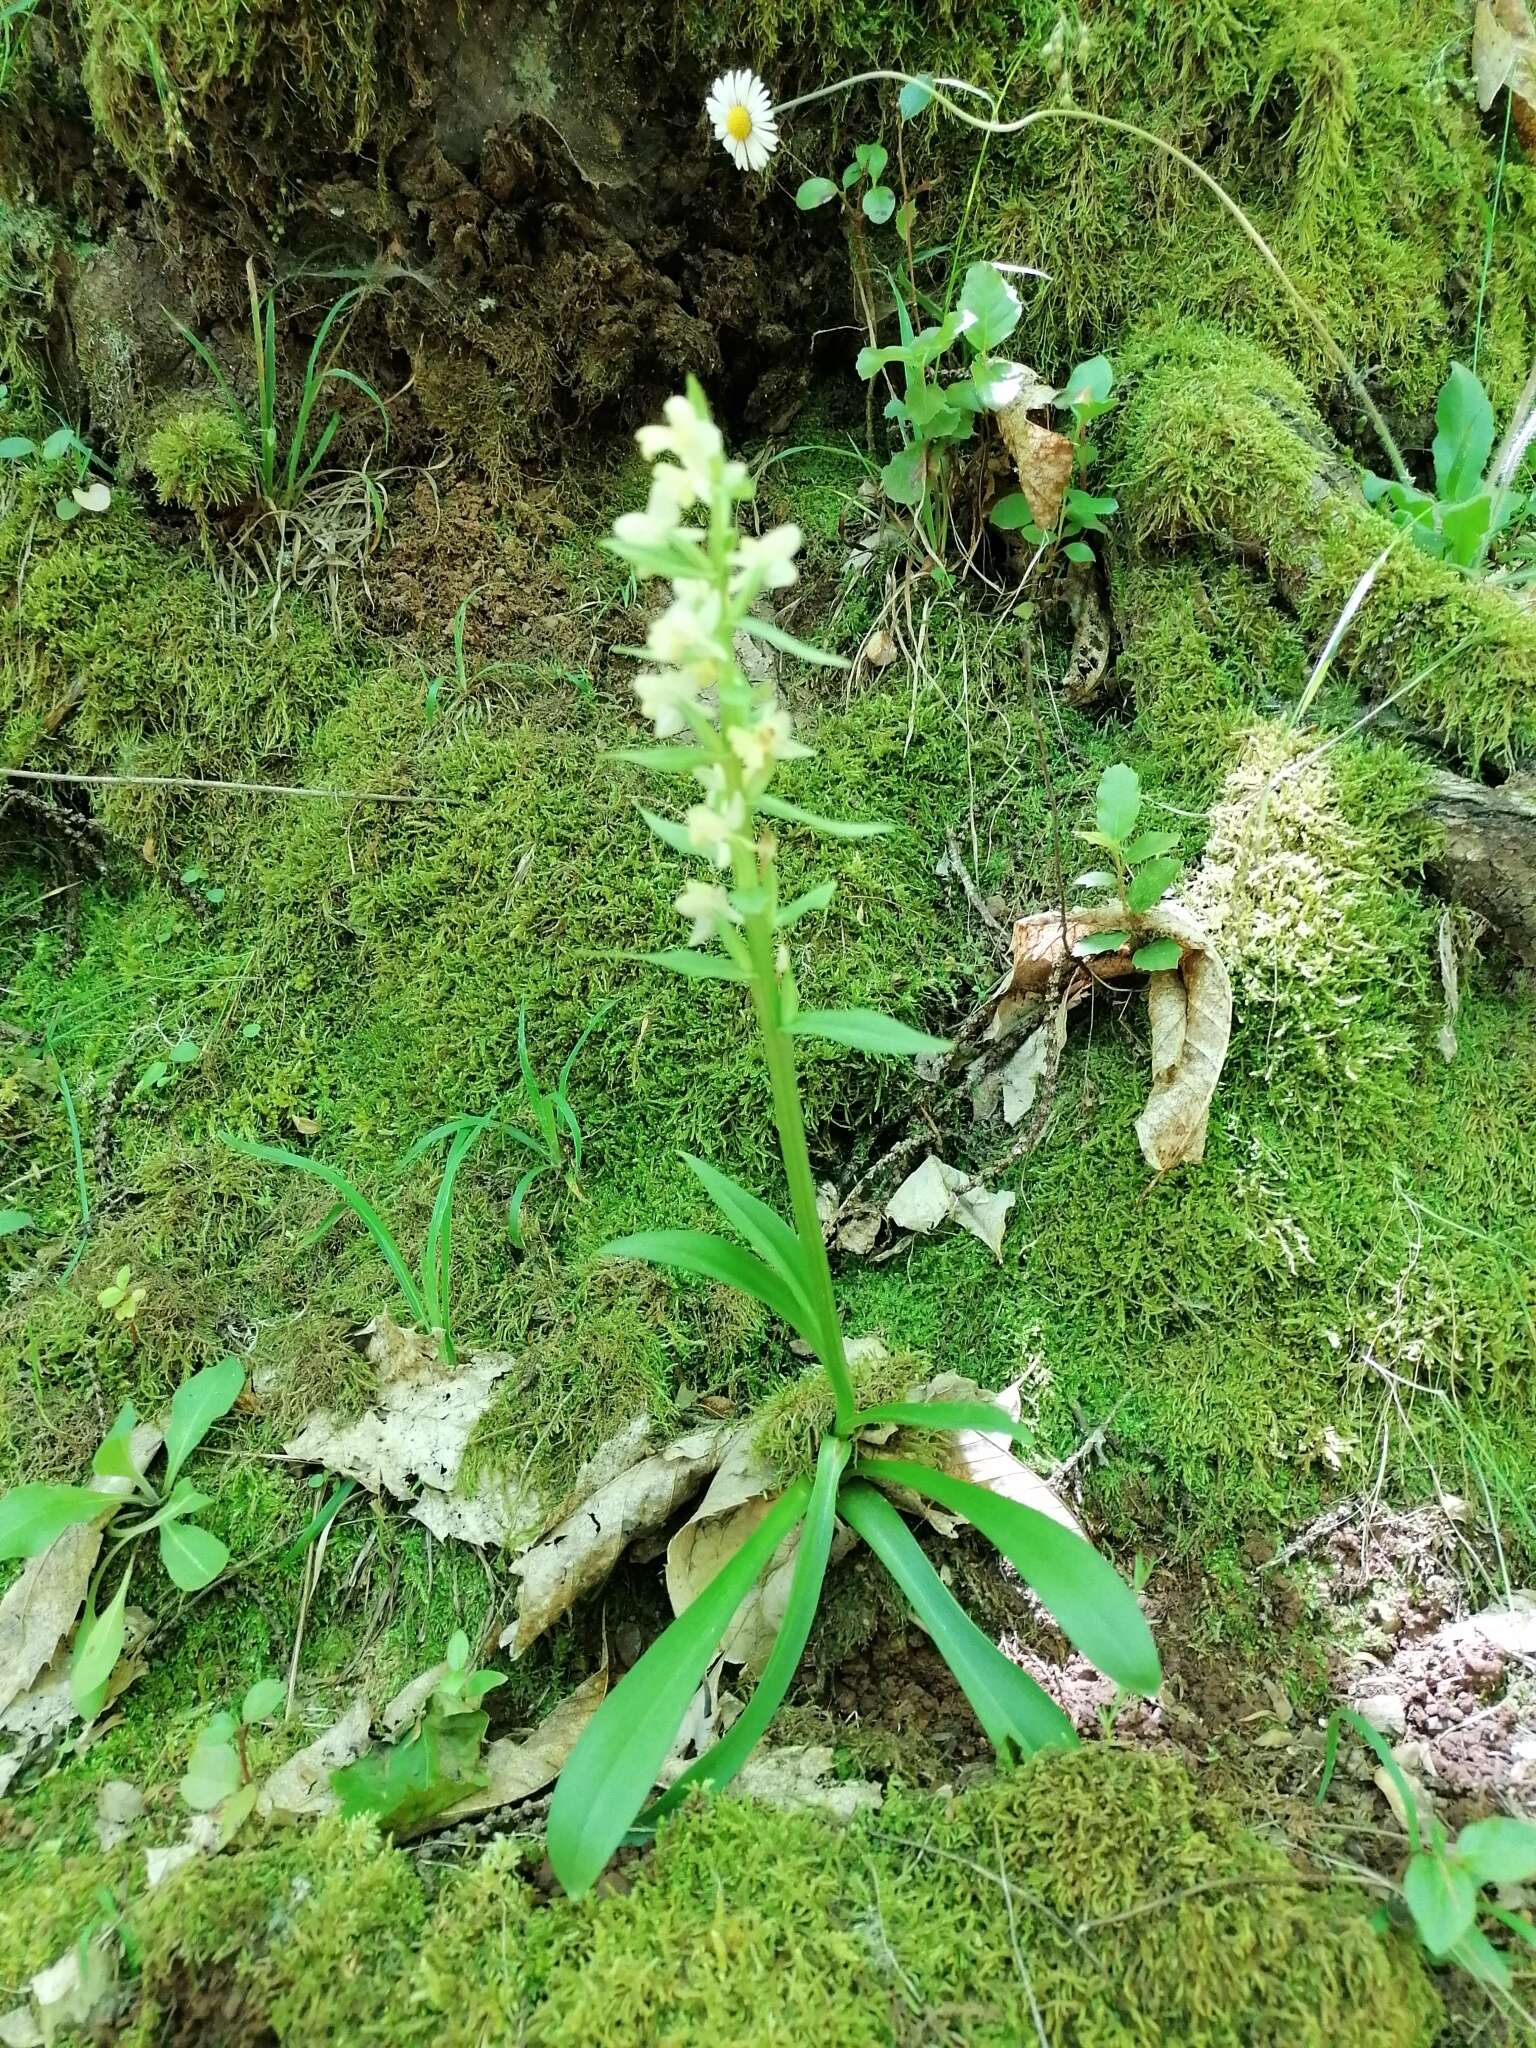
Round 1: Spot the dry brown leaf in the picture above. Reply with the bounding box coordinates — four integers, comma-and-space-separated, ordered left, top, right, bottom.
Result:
1474, 0, 1536, 149
285, 1345, 534, 1547
258, 1696, 372, 1818
502, 1425, 731, 1657
885, 1156, 1015, 1260
861, 627, 898, 669
1133, 902, 1233, 1172
0, 1612, 148, 1749
988, 900, 1231, 1173
934, 1378, 1084, 1537
996, 398, 1074, 530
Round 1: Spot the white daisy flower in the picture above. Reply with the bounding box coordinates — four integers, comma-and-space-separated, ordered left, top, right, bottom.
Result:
706, 68, 779, 173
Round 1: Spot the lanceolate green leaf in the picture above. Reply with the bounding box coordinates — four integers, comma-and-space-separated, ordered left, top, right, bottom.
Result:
548, 1478, 813, 1894
783, 1009, 951, 1057
840, 1482, 1074, 1758
598, 1229, 820, 1347
1431, 362, 1495, 504
1096, 762, 1141, 842
632, 948, 750, 984
755, 796, 889, 840
91, 1405, 142, 1486
643, 1440, 847, 1826
159, 1517, 231, 1593
851, 1400, 1035, 1444
855, 1458, 1160, 1694
71, 1566, 132, 1723
1402, 1850, 1478, 1958
680, 1155, 819, 1334
163, 1355, 245, 1489
220, 1133, 428, 1330
736, 613, 850, 669
0, 1483, 108, 1561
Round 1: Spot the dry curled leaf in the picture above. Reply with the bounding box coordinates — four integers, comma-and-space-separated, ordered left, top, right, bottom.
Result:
501, 1425, 732, 1657
886, 1156, 1015, 1260
258, 1696, 372, 1819
988, 900, 1231, 1172
996, 401, 1074, 531
1474, 0, 1536, 150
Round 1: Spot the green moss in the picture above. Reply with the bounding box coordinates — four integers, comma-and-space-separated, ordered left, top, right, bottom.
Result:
143, 402, 255, 513
7, 1750, 1404, 2044
1112, 324, 1536, 768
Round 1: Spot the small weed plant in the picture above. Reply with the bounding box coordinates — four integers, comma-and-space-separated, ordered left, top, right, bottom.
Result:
545, 384, 1160, 1895
1365, 361, 1534, 582
1074, 762, 1185, 971
0, 409, 113, 523
330, 1631, 504, 1836
1322, 1709, 1536, 1999
223, 1009, 601, 1353
0, 1356, 245, 1720
169, 260, 387, 513
179, 1677, 285, 1843
989, 353, 1120, 564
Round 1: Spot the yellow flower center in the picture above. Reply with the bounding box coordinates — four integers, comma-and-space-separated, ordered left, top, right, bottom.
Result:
725, 104, 753, 142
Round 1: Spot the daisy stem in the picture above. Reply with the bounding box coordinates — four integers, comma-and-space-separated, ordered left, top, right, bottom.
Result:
773, 71, 1408, 484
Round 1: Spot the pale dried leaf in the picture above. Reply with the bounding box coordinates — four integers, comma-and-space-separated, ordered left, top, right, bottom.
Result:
142, 1814, 220, 1890
94, 1778, 143, 1850
1001, 1029, 1048, 1125
285, 1350, 534, 1547
0, 2005, 40, 2048
1133, 902, 1233, 1172
996, 402, 1074, 531
401, 1667, 609, 1836
258, 1695, 371, 1818
733, 1744, 882, 1817
0, 1424, 161, 1718
1436, 908, 1460, 1063
938, 1380, 1084, 1538
28, 1935, 117, 2046
380, 1663, 446, 1739
861, 627, 899, 668
0, 1613, 147, 1746
502, 1425, 731, 1657
886, 1156, 1014, 1259
1474, 0, 1536, 145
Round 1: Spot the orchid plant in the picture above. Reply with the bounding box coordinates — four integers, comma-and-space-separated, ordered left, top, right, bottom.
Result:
545, 384, 1160, 1895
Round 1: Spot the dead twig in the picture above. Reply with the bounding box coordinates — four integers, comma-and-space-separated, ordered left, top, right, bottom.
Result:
4, 768, 465, 805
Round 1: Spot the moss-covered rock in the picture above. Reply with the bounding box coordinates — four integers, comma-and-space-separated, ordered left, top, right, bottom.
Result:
0, 1753, 1416, 2044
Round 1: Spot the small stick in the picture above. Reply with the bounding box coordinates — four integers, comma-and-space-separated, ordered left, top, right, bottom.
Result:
942, 829, 1011, 950
3, 768, 465, 805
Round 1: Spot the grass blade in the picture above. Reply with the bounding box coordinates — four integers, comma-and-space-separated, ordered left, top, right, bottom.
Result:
547, 1477, 811, 1894
219, 1131, 427, 1330
422, 1119, 480, 1362
840, 1482, 1074, 1758
642, 1439, 846, 1826
855, 1457, 1159, 1694
851, 1400, 1035, 1444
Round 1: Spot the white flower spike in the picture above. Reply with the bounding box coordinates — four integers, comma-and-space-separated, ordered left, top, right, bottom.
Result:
706, 68, 779, 173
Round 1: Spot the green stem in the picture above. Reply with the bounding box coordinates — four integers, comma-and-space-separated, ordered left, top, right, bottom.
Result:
732, 853, 855, 1436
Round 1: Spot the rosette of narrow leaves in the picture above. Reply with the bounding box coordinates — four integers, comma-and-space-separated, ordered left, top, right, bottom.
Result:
544, 387, 1161, 1896
0, 1355, 245, 1720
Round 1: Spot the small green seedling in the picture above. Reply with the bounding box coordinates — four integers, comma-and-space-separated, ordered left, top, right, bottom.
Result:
990, 354, 1119, 563
1364, 362, 1533, 576
331, 1631, 503, 1836
503, 999, 606, 1247
179, 1677, 285, 1843
0, 1356, 246, 1720
1321, 1708, 1536, 1990
0, 1207, 34, 1238
424, 587, 514, 720
0, 421, 113, 522
96, 1264, 148, 1326
797, 137, 899, 226
1073, 763, 1184, 971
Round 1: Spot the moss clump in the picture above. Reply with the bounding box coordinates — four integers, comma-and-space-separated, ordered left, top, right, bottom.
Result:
1111, 324, 1536, 768
70, 1748, 1434, 2046
143, 402, 255, 513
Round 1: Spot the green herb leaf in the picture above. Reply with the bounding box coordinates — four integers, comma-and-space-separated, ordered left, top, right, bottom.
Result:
1122, 830, 1179, 863
840, 1481, 1074, 1758
879, 442, 927, 507
735, 613, 850, 669
159, 1517, 230, 1592
1402, 1850, 1478, 1958
794, 177, 837, 210
638, 807, 699, 858
1095, 762, 1140, 841
680, 1156, 820, 1334
957, 262, 1022, 353
1132, 938, 1183, 973
180, 1737, 242, 1812
0, 434, 36, 459
989, 493, 1041, 533
0, 1207, 34, 1237
548, 1479, 812, 1893
92, 1405, 142, 1485
632, 948, 750, 983
163, 1355, 245, 1490
332, 1709, 489, 1836
775, 881, 836, 928
862, 184, 896, 225
1431, 362, 1495, 504
783, 1009, 951, 1057
855, 1457, 1161, 1694
1126, 857, 1180, 913
851, 1399, 1034, 1443
241, 1677, 286, 1725
1456, 1816, 1536, 1886
898, 76, 935, 118
1074, 870, 1117, 892
0, 1483, 107, 1561
1076, 931, 1129, 955
1063, 540, 1096, 563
